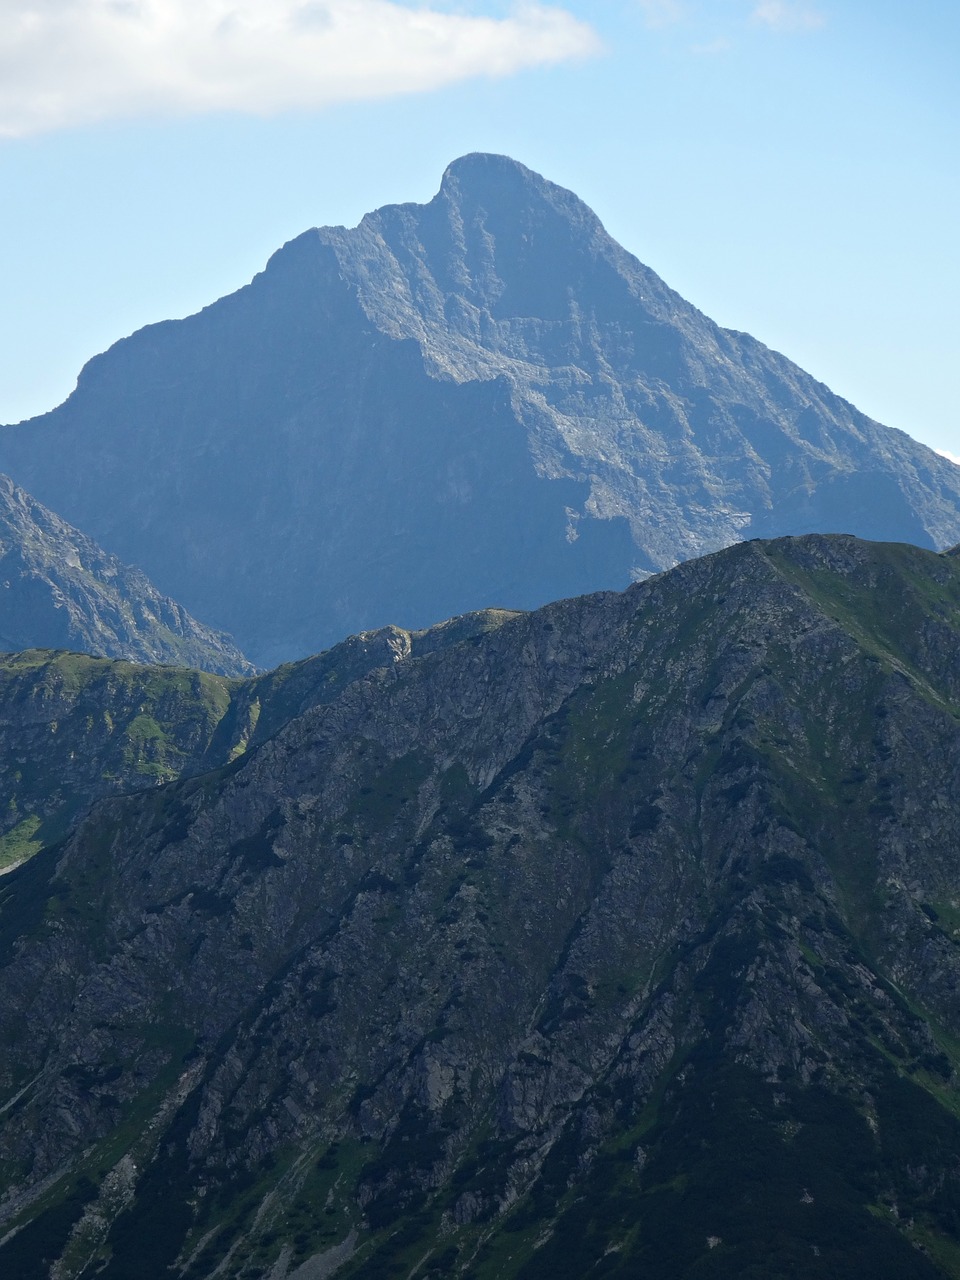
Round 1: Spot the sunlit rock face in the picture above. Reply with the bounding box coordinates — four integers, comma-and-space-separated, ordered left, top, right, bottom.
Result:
2, 155, 958, 667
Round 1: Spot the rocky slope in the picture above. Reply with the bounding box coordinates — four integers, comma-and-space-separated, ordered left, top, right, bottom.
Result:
1, 535, 960, 1277
0, 474, 253, 675
1, 156, 958, 665
0, 611, 509, 873
0, 649, 234, 874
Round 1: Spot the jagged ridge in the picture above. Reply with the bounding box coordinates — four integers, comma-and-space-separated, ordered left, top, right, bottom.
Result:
1, 156, 957, 665
0, 609, 512, 873
1, 536, 960, 1276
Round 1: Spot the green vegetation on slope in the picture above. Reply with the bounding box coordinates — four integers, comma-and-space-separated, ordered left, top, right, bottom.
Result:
1, 538, 960, 1277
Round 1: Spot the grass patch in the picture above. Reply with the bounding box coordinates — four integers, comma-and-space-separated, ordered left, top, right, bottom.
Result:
0, 815, 43, 871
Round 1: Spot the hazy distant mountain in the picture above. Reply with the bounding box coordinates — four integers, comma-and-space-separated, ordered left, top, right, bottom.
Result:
0, 473, 253, 674
1, 154, 958, 666
3, 535, 960, 1276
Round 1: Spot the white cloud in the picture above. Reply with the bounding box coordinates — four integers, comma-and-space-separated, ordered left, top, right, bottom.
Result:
936, 449, 960, 467
751, 1, 824, 32
0, 1, 601, 138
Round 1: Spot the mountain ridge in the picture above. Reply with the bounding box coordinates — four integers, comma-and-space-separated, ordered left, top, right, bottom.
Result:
314, 152, 958, 550
0, 473, 254, 675
2, 534, 960, 1276
0, 608, 516, 874
1, 154, 957, 667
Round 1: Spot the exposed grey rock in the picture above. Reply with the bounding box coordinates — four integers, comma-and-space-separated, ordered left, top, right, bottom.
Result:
1, 535, 960, 1276
0, 473, 253, 674
1, 156, 958, 666
0, 608, 510, 873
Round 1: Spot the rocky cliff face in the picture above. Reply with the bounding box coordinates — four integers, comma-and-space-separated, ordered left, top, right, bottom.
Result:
1, 156, 957, 666
0, 474, 253, 675
1, 535, 960, 1277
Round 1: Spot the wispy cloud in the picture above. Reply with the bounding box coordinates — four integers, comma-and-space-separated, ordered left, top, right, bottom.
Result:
692, 36, 732, 55
936, 449, 960, 467
0, 1, 600, 138
635, 0, 688, 28
751, 1, 825, 32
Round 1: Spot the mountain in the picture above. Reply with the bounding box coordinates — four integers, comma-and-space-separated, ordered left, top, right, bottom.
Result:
0, 473, 254, 675
1, 155, 958, 667
2, 534, 960, 1277
0, 611, 509, 873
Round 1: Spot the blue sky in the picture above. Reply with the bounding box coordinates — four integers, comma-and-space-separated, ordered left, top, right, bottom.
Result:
1, 0, 957, 460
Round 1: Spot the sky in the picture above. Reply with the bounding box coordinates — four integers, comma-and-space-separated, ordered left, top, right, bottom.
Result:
0, 0, 957, 461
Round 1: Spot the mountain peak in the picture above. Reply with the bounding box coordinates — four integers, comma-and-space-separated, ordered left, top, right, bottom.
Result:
1, 158, 959, 667
434, 150, 604, 236
438, 151, 544, 196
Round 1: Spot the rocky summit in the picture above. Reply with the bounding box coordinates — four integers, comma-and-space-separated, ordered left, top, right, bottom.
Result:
2, 534, 960, 1277
0, 473, 253, 675
1, 156, 958, 666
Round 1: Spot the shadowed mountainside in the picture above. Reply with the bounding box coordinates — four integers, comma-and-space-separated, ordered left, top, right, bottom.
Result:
1, 535, 960, 1276
0, 609, 512, 873
0, 473, 253, 675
